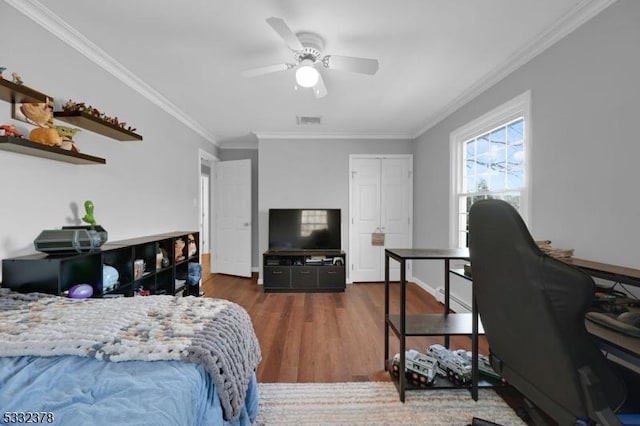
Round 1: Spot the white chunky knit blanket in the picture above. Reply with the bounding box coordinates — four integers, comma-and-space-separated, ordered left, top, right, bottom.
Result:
0, 288, 261, 421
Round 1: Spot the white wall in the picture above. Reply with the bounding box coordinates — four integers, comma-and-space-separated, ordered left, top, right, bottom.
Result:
0, 4, 217, 279
258, 137, 414, 282
413, 0, 640, 303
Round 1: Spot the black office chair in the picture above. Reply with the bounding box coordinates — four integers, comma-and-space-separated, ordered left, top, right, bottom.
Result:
468, 199, 635, 426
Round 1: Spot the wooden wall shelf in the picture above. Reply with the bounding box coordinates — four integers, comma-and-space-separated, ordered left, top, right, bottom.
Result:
54, 111, 143, 141
0, 136, 106, 165
0, 78, 50, 104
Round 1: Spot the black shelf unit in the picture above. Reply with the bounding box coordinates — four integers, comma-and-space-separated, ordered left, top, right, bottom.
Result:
2, 231, 200, 298
263, 250, 346, 292
0, 136, 106, 165
386, 359, 505, 392
384, 248, 503, 402
0, 251, 102, 295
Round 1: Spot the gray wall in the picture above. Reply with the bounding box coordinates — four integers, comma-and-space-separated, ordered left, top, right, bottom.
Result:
413, 0, 640, 300
218, 148, 259, 269
258, 138, 414, 282
0, 4, 217, 279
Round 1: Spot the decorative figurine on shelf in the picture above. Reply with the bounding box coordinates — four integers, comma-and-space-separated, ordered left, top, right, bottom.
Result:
55, 125, 81, 152
0, 67, 6, 79
82, 200, 97, 226
0, 124, 22, 137
29, 127, 61, 147
175, 238, 186, 262
187, 234, 197, 257
61, 98, 137, 132
11, 72, 23, 85
20, 102, 54, 127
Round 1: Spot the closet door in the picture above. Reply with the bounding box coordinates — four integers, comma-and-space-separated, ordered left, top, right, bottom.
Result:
381, 157, 412, 282
350, 156, 412, 282
351, 158, 383, 282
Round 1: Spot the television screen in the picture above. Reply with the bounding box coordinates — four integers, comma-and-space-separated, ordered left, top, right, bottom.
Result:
268, 209, 341, 251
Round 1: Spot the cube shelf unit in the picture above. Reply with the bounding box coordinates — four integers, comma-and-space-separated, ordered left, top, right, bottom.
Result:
1, 231, 200, 298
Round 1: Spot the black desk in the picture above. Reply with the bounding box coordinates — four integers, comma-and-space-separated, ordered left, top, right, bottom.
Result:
565, 257, 640, 287
565, 257, 640, 368
384, 248, 489, 402
384, 251, 640, 402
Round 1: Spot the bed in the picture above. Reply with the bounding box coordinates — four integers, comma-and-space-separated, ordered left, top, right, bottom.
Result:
0, 289, 262, 426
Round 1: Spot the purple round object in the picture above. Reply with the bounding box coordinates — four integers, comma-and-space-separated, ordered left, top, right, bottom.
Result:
68, 283, 93, 299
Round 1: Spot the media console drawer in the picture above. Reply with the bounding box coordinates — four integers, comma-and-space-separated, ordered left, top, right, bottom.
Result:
292, 267, 318, 288
264, 266, 291, 287
319, 267, 345, 288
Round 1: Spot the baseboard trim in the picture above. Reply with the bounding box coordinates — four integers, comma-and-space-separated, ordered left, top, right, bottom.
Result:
411, 276, 471, 313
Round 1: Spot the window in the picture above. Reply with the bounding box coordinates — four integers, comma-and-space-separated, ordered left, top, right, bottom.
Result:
450, 91, 531, 248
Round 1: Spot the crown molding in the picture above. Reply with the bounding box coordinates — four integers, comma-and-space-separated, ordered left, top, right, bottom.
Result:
6, 0, 220, 147
413, 0, 618, 138
254, 131, 415, 141
219, 140, 259, 150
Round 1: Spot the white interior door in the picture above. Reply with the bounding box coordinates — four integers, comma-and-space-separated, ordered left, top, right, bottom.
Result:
214, 159, 252, 277
381, 158, 412, 282
200, 163, 211, 254
350, 156, 412, 282
351, 158, 382, 282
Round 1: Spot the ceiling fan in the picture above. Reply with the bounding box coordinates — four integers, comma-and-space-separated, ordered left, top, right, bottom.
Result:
242, 17, 379, 98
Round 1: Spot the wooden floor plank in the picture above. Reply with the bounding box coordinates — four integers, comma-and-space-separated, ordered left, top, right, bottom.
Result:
203, 273, 489, 383
203, 273, 533, 424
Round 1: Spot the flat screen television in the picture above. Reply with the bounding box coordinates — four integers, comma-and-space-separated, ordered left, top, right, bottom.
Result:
268, 208, 341, 251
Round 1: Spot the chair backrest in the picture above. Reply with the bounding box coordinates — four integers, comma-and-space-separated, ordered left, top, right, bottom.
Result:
468, 199, 626, 424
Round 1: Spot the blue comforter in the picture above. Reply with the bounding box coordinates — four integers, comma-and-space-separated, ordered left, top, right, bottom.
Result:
0, 356, 259, 426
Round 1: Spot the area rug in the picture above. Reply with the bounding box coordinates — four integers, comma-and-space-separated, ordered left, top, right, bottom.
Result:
255, 382, 526, 425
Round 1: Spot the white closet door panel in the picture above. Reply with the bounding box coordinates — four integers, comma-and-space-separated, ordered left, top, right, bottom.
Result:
351, 158, 382, 282
350, 156, 412, 283
381, 158, 411, 281
356, 235, 383, 281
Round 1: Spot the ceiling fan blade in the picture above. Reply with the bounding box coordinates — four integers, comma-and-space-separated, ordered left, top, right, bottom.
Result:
266, 17, 304, 51
313, 72, 328, 99
325, 55, 379, 75
242, 63, 290, 78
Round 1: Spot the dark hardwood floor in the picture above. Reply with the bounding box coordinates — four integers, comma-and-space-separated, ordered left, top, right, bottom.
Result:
203, 273, 490, 383
202, 273, 538, 424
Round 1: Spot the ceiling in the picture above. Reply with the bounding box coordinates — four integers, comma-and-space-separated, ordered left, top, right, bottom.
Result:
11, 0, 613, 147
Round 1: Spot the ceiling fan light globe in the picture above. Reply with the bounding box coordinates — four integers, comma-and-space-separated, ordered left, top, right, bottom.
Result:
296, 65, 319, 88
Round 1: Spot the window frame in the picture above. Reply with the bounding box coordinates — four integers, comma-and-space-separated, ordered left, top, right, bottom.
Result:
449, 90, 532, 248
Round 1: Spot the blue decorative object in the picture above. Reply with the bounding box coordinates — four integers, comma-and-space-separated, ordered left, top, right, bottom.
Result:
187, 262, 202, 286
102, 265, 119, 292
